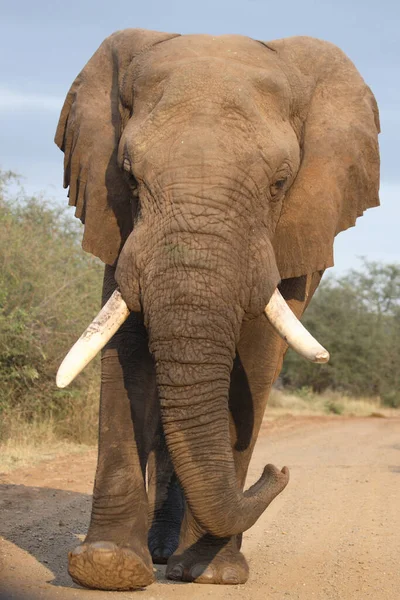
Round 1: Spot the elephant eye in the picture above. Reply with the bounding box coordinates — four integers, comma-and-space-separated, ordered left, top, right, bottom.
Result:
122, 157, 139, 197
270, 176, 288, 200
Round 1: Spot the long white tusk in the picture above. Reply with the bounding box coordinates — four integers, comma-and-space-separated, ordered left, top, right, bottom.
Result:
56, 290, 130, 388
57, 287, 327, 389
264, 289, 329, 363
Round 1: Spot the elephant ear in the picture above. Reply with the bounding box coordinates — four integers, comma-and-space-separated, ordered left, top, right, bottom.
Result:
267, 37, 380, 280
55, 28, 180, 264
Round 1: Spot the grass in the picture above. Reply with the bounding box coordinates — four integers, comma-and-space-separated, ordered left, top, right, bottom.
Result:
0, 414, 92, 473
1, 385, 398, 474
0, 374, 99, 473
267, 387, 397, 418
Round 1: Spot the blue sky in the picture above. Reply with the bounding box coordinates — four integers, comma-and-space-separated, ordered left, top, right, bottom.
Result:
1, 0, 399, 274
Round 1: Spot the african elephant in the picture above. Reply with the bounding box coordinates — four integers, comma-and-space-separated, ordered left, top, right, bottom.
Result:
54, 30, 380, 590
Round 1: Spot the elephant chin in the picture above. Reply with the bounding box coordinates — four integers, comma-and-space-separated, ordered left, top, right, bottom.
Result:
56, 288, 329, 389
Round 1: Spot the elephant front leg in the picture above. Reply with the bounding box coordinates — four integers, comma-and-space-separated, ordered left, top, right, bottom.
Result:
68, 342, 156, 590
68, 269, 158, 591
167, 508, 248, 584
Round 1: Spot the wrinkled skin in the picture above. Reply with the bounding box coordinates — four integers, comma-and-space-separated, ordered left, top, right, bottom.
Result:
55, 31, 380, 590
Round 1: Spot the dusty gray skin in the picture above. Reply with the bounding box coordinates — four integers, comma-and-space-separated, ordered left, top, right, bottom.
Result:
55, 30, 380, 590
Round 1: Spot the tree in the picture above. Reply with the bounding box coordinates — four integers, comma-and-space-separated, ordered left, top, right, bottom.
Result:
0, 170, 103, 432
281, 261, 400, 405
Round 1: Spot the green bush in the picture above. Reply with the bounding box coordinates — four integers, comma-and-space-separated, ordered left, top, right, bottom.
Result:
294, 386, 315, 401
381, 391, 400, 409
325, 399, 344, 415
281, 260, 400, 401
0, 170, 103, 442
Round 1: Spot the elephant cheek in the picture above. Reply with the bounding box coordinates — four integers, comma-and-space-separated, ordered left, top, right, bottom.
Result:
246, 236, 281, 319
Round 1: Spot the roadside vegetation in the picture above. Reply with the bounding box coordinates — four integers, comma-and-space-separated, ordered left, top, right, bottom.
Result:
0, 170, 399, 471
0, 171, 102, 469
281, 261, 400, 407
267, 388, 395, 419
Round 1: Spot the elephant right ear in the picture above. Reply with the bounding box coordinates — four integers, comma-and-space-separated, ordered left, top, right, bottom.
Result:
267, 37, 380, 280
55, 29, 180, 265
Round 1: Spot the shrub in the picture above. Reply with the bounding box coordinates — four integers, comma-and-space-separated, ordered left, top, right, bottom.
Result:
281, 260, 400, 400
0, 170, 103, 443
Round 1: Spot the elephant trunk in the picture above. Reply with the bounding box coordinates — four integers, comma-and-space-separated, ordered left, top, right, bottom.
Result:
140, 225, 289, 538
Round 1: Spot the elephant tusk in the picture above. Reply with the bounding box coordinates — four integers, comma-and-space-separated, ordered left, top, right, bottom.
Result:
57, 287, 328, 388
56, 290, 130, 388
264, 289, 330, 363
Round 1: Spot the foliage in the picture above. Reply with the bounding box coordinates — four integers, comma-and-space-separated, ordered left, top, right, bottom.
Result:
281, 261, 400, 406
0, 168, 398, 449
0, 170, 103, 442
268, 388, 390, 417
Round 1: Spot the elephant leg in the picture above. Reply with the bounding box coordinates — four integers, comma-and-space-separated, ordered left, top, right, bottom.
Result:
68, 266, 158, 591
166, 273, 323, 585
147, 428, 185, 564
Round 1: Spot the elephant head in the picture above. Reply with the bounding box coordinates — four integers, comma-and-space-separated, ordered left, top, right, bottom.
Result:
55, 30, 380, 537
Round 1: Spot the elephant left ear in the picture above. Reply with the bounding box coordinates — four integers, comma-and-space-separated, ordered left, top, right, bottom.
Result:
268, 37, 380, 280
55, 28, 180, 265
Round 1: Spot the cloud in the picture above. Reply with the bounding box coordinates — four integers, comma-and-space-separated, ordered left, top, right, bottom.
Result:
0, 87, 63, 112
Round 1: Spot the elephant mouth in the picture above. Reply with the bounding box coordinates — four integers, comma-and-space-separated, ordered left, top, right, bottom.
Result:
56, 287, 329, 389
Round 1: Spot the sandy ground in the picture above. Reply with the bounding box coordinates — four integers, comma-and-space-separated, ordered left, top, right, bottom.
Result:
1, 415, 399, 600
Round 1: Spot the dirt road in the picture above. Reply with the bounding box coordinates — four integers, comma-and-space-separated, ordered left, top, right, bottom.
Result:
1, 416, 399, 600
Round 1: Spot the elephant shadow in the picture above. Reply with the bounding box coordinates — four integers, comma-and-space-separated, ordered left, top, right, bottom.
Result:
0, 483, 91, 588
0, 483, 221, 589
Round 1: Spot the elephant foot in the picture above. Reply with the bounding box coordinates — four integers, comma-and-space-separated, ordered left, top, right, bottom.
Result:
148, 519, 182, 564
166, 538, 249, 584
68, 541, 154, 590
149, 539, 177, 565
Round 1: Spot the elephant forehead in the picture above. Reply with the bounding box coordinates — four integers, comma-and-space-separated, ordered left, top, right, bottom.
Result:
137, 33, 276, 69
122, 35, 290, 113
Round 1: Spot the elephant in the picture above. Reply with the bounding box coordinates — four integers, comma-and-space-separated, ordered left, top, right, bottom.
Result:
54, 29, 380, 590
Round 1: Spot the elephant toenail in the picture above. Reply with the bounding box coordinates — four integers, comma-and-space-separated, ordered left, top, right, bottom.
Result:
152, 547, 170, 564
70, 544, 86, 556
91, 541, 117, 551
168, 565, 184, 580
222, 567, 240, 584
190, 563, 214, 581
